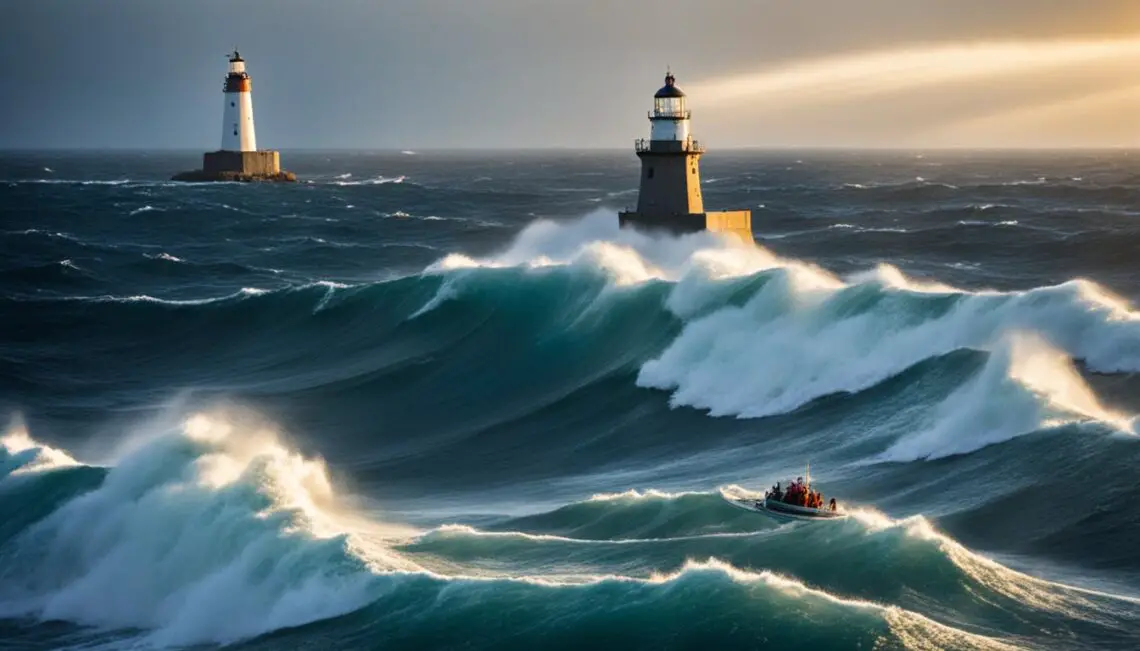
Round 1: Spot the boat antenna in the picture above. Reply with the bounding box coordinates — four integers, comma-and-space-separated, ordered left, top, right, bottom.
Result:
806, 461, 811, 490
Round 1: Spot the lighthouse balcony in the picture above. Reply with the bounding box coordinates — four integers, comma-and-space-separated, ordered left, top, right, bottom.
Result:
635, 138, 704, 154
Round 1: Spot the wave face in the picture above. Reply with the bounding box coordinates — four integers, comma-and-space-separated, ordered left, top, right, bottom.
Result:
2, 150, 1140, 650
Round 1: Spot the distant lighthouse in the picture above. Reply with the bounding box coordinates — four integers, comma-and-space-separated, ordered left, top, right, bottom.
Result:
618, 71, 751, 241
221, 50, 257, 152
172, 49, 294, 183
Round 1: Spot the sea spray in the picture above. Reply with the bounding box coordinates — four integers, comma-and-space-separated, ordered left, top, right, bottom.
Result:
412, 214, 1140, 461
639, 269, 1140, 421
415, 214, 1140, 426
0, 409, 418, 646
0, 418, 78, 480
882, 333, 1136, 461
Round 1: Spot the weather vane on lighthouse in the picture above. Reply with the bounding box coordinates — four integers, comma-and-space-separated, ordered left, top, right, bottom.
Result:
172, 49, 294, 183
618, 70, 751, 241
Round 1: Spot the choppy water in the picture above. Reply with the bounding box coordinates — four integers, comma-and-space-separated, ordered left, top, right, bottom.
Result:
2, 150, 1140, 650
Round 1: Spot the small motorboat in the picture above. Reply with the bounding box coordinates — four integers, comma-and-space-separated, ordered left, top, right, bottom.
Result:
723, 493, 847, 522
722, 463, 848, 522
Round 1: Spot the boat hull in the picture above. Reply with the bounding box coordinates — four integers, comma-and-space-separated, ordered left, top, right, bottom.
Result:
723, 494, 847, 522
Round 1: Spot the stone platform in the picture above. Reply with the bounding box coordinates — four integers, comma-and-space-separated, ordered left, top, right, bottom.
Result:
172, 150, 295, 183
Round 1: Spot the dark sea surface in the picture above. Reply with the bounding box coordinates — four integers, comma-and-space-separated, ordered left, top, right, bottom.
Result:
1, 149, 1140, 650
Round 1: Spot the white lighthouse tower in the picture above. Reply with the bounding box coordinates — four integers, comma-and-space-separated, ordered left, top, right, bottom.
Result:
221, 50, 257, 151
172, 49, 292, 183
618, 71, 751, 241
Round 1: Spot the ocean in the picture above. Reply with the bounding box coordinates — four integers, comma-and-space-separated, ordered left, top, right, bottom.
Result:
1, 149, 1139, 650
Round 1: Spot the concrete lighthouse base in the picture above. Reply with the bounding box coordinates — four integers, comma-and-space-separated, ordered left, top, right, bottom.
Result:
172, 150, 296, 183
618, 210, 753, 243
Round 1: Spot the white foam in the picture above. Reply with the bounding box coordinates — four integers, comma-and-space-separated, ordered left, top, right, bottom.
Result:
329, 175, 405, 186
408, 276, 460, 319
0, 420, 78, 479
403, 554, 1008, 648
586, 488, 704, 502
14, 179, 132, 185
882, 332, 1135, 461
517, 558, 1011, 649
0, 409, 420, 647
420, 211, 775, 317
425, 211, 740, 283
308, 280, 352, 313
420, 523, 765, 546
850, 509, 1140, 622
145, 252, 184, 263
420, 212, 1140, 453
63, 285, 288, 306
845, 263, 960, 294
15, 228, 75, 240
640, 270, 1140, 421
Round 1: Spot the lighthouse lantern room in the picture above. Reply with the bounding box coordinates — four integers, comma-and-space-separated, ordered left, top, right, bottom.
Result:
650, 72, 691, 143
619, 71, 752, 242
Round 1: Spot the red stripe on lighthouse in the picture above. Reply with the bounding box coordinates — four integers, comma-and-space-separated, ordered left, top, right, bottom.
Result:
224, 76, 252, 93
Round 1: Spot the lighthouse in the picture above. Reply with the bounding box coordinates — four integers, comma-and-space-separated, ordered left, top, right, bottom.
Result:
172, 50, 294, 183
221, 50, 257, 151
618, 72, 751, 241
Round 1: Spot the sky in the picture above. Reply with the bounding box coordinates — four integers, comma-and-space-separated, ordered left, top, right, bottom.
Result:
1, 0, 1138, 149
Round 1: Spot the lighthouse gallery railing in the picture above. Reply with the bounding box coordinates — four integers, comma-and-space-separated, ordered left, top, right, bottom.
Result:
634, 138, 705, 153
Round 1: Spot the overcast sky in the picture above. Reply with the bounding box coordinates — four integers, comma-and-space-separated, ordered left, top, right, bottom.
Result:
2, 0, 1138, 149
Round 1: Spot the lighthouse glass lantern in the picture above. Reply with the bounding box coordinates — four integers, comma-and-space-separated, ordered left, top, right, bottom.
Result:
649, 72, 691, 143
653, 82, 687, 118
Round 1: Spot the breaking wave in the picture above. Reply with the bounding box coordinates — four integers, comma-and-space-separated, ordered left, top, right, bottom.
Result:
5, 416, 1137, 650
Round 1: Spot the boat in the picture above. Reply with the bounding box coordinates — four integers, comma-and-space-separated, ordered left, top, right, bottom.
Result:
722, 493, 848, 522
723, 461, 848, 522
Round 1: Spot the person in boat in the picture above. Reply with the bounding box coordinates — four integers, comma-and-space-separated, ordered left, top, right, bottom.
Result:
783, 481, 801, 506
829, 497, 837, 512
786, 477, 805, 506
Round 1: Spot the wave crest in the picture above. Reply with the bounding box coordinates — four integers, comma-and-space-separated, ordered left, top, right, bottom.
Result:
0, 408, 417, 646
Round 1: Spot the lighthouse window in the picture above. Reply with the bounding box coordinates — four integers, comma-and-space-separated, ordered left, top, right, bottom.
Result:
655, 97, 686, 118
647, 167, 654, 179
231, 101, 235, 107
